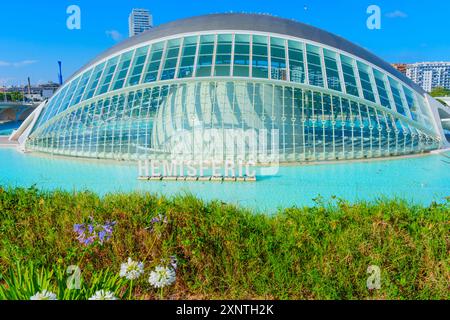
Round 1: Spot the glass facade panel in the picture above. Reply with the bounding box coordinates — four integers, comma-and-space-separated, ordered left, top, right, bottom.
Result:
388, 77, 407, 117
96, 56, 119, 96
33, 92, 61, 130
357, 61, 376, 102
340, 55, 359, 97
127, 46, 150, 87
83, 62, 106, 101
178, 36, 198, 79
323, 49, 341, 92
71, 69, 93, 106
143, 42, 164, 83
288, 40, 305, 84
214, 34, 232, 77
403, 86, 419, 122
42, 86, 69, 124
160, 39, 181, 81
252, 35, 269, 79
57, 75, 82, 115
373, 69, 392, 109
233, 34, 250, 77
196, 35, 215, 77
271, 37, 287, 81
306, 44, 324, 87
111, 50, 134, 91
415, 93, 434, 130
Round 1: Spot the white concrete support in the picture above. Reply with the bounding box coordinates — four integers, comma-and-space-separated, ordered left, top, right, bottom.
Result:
9, 100, 47, 151
426, 95, 450, 147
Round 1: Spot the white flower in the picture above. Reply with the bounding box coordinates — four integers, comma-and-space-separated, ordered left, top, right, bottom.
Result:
88, 290, 118, 300
30, 290, 57, 300
148, 266, 176, 288
120, 257, 145, 280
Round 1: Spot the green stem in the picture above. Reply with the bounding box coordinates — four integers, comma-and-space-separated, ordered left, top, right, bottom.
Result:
128, 280, 134, 300
160, 287, 164, 300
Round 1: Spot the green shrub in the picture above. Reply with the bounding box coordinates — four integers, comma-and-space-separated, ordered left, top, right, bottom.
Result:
0, 186, 448, 300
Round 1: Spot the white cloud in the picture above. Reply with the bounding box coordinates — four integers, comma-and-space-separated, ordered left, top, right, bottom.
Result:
0, 60, 38, 67
386, 10, 408, 19
106, 30, 123, 42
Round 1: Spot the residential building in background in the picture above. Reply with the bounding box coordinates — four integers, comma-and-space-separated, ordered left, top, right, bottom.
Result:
3, 82, 60, 102
406, 62, 450, 93
40, 82, 61, 99
392, 63, 407, 75
129, 8, 153, 37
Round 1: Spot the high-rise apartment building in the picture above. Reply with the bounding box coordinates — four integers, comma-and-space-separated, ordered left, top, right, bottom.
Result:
406, 62, 450, 93
129, 9, 153, 37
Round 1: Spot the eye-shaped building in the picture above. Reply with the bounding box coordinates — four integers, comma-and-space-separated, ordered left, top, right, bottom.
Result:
14, 14, 450, 163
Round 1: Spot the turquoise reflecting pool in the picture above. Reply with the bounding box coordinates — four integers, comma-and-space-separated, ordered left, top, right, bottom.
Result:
0, 148, 449, 212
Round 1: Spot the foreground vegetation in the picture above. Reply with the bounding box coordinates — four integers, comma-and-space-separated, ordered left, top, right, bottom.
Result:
0, 186, 448, 300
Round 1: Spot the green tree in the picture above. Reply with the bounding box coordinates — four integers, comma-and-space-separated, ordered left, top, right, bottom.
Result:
10, 92, 24, 102
0, 92, 24, 102
430, 86, 450, 97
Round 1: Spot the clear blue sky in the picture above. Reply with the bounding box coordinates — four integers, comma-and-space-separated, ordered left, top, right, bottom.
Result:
1, 0, 449, 86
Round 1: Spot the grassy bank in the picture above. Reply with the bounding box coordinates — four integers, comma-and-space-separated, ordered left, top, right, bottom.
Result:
0, 186, 448, 300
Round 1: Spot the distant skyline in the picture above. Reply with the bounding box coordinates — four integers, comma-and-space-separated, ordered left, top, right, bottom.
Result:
1, 0, 450, 86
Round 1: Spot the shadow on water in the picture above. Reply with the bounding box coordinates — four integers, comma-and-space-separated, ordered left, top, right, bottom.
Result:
0, 121, 23, 135
256, 174, 283, 182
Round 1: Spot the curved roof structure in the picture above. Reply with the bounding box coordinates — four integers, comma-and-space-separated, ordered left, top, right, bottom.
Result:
70, 13, 423, 93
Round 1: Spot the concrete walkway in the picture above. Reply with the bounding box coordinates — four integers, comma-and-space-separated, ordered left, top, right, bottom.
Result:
0, 136, 18, 147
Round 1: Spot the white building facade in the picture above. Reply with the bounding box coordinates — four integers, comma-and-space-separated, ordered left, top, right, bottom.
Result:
129, 9, 153, 37
406, 62, 450, 93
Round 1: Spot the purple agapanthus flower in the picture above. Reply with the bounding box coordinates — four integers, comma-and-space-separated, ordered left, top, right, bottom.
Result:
98, 230, 107, 244
150, 215, 162, 224
83, 236, 96, 246
150, 217, 159, 224
74, 224, 83, 232
73, 218, 116, 246
147, 214, 168, 232
170, 256, 178, 270
103, 221, 117, 234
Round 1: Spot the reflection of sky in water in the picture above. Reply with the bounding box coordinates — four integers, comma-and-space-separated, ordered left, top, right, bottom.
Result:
0, 148, 449, 213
